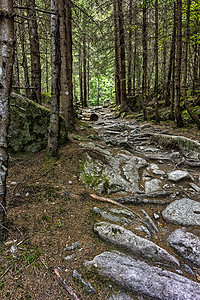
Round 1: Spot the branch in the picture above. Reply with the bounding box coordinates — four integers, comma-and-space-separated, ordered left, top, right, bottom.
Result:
53, 268, 80, 300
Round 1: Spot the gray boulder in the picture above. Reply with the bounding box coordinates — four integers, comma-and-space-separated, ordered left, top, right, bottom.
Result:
85, 251, 200, 300
162, 198, 200, 226
167, 170, 192, 182
168, 228, 200, 267
9, 93, 68, 152
94, 222, 180, 268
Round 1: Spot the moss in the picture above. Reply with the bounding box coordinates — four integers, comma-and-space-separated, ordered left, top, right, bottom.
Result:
9, 93, 68, 153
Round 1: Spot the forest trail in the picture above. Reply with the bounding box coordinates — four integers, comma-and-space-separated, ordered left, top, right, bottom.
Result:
1, 108, 200, 299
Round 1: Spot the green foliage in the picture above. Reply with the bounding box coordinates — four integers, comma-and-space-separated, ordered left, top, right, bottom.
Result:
89, 75, 114, 106
41, 92, 51, 104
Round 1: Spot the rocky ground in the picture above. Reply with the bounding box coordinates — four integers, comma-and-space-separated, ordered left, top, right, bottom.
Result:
0, 106, 200, 299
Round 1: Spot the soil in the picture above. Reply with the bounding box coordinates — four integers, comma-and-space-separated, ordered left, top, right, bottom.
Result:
0, 114, 200, 300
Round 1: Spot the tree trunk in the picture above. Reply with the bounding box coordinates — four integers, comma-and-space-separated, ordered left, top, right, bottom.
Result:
83, 33, 87, 107
165, 3, 176, 107
65, 0, 74, 128
182, 0, 200, 129
48, 0, 61, 157
26, 0, 41, 104
59, 0, 74, 129
127, 0, 133, 96
132, 3, 138, 99
117, 0, 128, 112
0, 0, 14, 241
154, 0, 159, 123
174, 0, 183, 127
18, 7, 31, 99
78, 48, 83, 106
113, 0, 121, 105
142, 1, 148, 120
13, 26, 20, 91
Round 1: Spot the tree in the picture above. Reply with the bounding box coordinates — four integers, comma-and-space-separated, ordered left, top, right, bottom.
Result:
47, 0, 61, 157
182, 0, 200, 129
174, 0, 183, 127
26, 0, 42, 104
142, 0, 148, 120
154, 0, 159, 123
0, 0, 14, 241
117, 0, 128, 112
113, 0, 121, 105
58, 0, 74, 129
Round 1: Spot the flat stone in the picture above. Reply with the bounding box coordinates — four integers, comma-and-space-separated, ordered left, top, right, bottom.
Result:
93, 207, 133, 225
85, 251, 200, 300
162, 198, 200, 226
167, 170, 192, 182
145, 179, 161, 193
94, 222, 179, 268
168, 228, 200, 267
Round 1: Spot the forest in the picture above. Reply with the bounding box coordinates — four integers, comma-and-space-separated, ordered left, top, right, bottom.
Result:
0, 0, 200, 299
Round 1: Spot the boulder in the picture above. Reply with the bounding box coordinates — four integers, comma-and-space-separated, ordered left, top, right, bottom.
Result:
85, 251, 200, 300
94, 222, 180, 268
168, 228, 200, 267
167, 170, 192, 182
9, 93, 68, 152
162, 198, 200, 226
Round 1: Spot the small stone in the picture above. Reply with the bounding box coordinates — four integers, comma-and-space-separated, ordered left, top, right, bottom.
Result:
14, 193, 20, 197
154, 213, 160, 220
64, 255, 74, 261
65, 241, 81, 251
25, 192, 29, 197
11, 181, 17, 185
68, 180, 73, 185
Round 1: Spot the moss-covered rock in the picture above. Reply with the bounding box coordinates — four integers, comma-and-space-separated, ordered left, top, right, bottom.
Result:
9, 93, 68, 153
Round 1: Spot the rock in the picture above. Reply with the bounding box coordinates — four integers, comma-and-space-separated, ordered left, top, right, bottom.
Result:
145, 179, 161, 193
189, 183, 200, 192
93, 207, 133, 225
168, 228, 200, 267
9, 93, 68, 152
167, 170, 192, 182
108, 293, 133, 300
94, 222, 180, 268
152, 133, 200, 158
85, 251, 200, 300
154, 213, 160, 220
65, 241, 81, 251
162, 198, 200, 226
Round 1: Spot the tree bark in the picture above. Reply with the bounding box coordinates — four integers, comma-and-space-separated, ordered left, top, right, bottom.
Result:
78, 48, 83, 106
83, 32, 87, 107
113, 0, 121, 105
154, 0, 159, 123
26, 0, 41, 104
117, 0, 128, 112
59, 0, 74, 129
142, 1, 148, 120
18, 5, 31, 99
47, 0, 61, 157
165, 3, 176, 107
182, 0, 200, 129
174, 0, 183, 127
127, 0, 133, 96
0, 0, 14, 241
